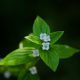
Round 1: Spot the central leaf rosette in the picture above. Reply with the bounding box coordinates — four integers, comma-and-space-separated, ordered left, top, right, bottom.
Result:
25, 16, 64, 71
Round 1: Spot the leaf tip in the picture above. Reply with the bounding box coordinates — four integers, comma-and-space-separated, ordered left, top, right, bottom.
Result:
52, 68, 57, 72
59, 31, 64, 36
76, 49, 80, 52
36, 15, 40, 18
61, 31, 64, 34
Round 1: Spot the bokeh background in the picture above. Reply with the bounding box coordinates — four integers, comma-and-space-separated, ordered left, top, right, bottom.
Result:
0, 0, 80, 80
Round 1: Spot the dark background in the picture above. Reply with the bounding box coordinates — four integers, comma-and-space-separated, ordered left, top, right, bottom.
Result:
0, 0, 80, 80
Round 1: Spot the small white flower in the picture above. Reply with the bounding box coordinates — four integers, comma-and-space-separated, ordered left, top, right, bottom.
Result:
19, 42, 23, 49
4, 71, 11, 79
29, 66, 37, 74
40, 33, 47, 40
44, 35, 51, 42
0, 58, 3, 62
42, 42, 50, 50
33, 49, 39, 57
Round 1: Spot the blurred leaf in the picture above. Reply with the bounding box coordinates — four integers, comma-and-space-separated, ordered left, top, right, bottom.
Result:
33, 16, 50, 37
19, 33, 40, 49
50, 31, 64, 44
51, 44, 79, 59
0, 65, 5, 73
25, 57, 40, 70
25, 35, 42, 45
39, 48, 59, 71
7, 65, 24, 77
0, 47, 38, 65
29, 72, 40, 80
18, 69, 28, 80
18, 69, 40, 80
19, 38, 40, 49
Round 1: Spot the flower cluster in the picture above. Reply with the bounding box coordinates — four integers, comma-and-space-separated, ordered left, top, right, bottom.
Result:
29, 66, 37, 74
40, 33, 51, 50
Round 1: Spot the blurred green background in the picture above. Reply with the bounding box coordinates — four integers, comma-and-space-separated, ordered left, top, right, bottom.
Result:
0, 0, 80, 80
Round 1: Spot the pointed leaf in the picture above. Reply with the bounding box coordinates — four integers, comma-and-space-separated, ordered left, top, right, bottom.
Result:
33, 16, 50, 37
19, 33, 40, 49
18, 69, 28, 80
7, 65, 24, 77
51, 44, 79, 59
29, 72, 40, 80
18, 69, 40, 80
25, 57, 40, 70
25, 35, 42, 45
39, 48, 59, 71
0, 47, 39, 65
50, 31, 64, 44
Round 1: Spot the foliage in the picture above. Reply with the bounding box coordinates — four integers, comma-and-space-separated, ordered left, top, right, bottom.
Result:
0, 16, 79, 80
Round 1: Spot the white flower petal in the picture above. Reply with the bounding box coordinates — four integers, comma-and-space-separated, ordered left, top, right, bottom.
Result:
44, 36, 51, 42
33, 49, 39, 57
42, 42, 50, 50
4, 71, 11, 79
29, 66, 37, 74
40, 33, 47, 40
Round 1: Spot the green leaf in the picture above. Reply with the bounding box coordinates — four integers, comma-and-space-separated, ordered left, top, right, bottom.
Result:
25, 34, 42, 45
25, 57, 40, 70
28, 72, 40, 80
18, 69, 28, 80
50, 31, 64, 44
0, 47, 39, 65
39, 48, 59, 71
18, 69, 40, 80
19, 33, 40, 49
51, 44, 79, 59
7, 65, 24, 77
33, 16, 50, 37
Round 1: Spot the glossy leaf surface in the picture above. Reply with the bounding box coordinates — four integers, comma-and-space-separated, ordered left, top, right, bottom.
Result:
18, 69, 40, 80
33, 16, 50, 37
39, 48, 59, 71
0, 47, 38, 65
50, 31, 64, 44
51, 44, 79, 59
25, 35, 42, 45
